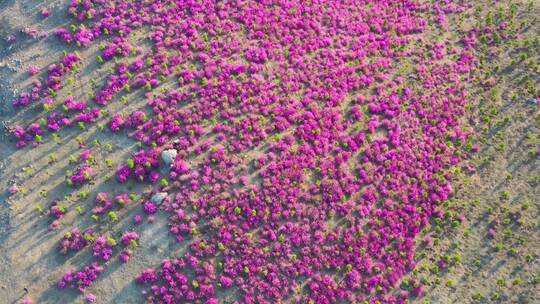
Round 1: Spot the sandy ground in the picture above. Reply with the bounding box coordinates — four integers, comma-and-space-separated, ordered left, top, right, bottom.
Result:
0, 1, 539, 304
0, 1, 177, 303
407, 2, 540, 303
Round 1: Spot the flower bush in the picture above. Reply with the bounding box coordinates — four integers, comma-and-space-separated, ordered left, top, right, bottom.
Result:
50, 205, 66, 220
121, 231, 139, 247
92, 236, 115, 262
67, 165, 94, 186
58, 262, 103, 293
92, 192, 112, 215
58, 228, 95, 254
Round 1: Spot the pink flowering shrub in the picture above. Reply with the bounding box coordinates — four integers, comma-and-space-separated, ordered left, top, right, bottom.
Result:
67, 165, 93, 186
27, 65, 40, 75
101, 37, 132, 61
21, 297, 33, 304
41, 8, 50, 18
135, 269, 158, 284
115, 193, 131, 206
133, 214, 144, 225
58, 228, 95, 254
50, 205, 66, 220
116, 149, 161, 183
109, 113, 125, 132
92, 236, 114, 262
58, 262, 103, 292
121, 231, 139, 247
142, 201, 157, 214
80, 149, 92, 161
64, 97, 87, 112
92, 192, 112, 215
119, 251, 131, 263
115, 164, 131, 184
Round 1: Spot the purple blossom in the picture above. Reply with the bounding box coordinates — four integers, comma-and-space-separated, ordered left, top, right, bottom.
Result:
142, 202, 157, 214
92, 236, 114, 261
58, 263, 103, 292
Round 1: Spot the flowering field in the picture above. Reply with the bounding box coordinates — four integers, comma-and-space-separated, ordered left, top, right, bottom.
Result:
0, 0, 538, 303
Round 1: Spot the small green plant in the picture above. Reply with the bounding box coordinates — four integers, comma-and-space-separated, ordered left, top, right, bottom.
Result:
107, 236, 117, 246
35, 205, 44, 214
127, 158, 135, 169
22, 166, 33, 175
48, 153, 57, 163
78, 191, 89, 199
105, 159, 114, 168
452, 253, 462, 263
472, 292, 483, 300
160, 178, 169, 187
234, 206, 242, 215
76, 206, 85, 215
69, 155, 78, 164
108, 211, 118, 222
78, 122, 86, 130
52, 133, 61, 144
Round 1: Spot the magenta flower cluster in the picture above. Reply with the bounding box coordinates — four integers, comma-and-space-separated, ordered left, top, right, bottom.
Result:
64, 97, 87, 112
92, 192, 112, 215
142, 201, 158, 214
57, 262, 103, 292
58, 228, 94, 254
121, 231, 139, 246
92, 236, 114, 262
67, 165, 94, 187
116, 148, 161, 184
